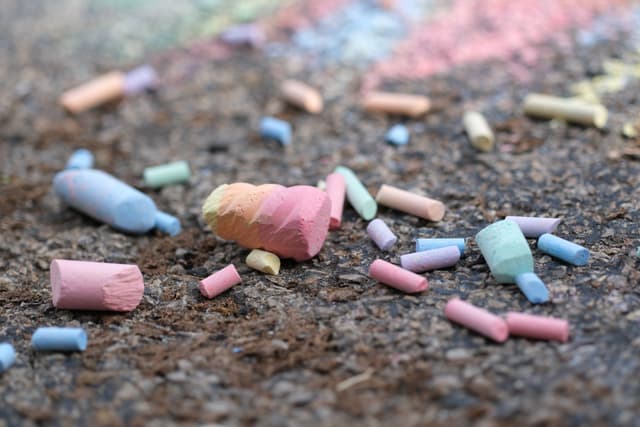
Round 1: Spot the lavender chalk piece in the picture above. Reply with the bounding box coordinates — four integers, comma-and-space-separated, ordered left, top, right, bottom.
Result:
260, 117, 292, 145
54, 169, 180, 235
366, 219, 397, 251
515, 272, 549, 304
31, 327, 87, 352
123, 65, 158, 95
0, 343, 16, 372
505, 216, 561, 238
65, 149, 94, 170
400, 246, 461, 273
385, 124, 409, 146
416, 238, 466, 256
537, 233, 590, 266
220, 24, 265, 48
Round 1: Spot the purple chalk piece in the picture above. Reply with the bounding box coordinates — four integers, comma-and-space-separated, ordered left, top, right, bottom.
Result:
123, 65, 158, 95
220, 24, 265, 48
400, 246, 461, 273
505, 216, 561, 238
366, 219, 397, 251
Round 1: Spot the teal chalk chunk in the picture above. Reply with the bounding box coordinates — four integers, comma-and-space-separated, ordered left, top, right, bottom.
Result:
65, 149, 94, 170
416, 238, 466, 256
0, 343, 16, 372
31, 327, 87, 352
143, 161, 191, 188
334, 166, 377, 220
476, 219, 534, 283
538, 233, 589, 266
515, 272, 549, 304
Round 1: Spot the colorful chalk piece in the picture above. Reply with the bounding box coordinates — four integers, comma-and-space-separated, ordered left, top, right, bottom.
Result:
199, 265, 242, 299
385, 124, 409, 146
366, 219, 397, 251
505, 216, 561, 238
0, 343, 15, 372
246, 249, 281, 275
368, 259, 428, 293
537, 233, 590, 266
154, 211, 182, 236
123, 65, 158, 95
376, 184, 445, 221
416, 238, 466, 256
31, 327, 87, 352
260, 117, 292, 145
143, 160, 191, 188
334, 166, 377, 220
445, 298, 508, 343
505, 312, 569, 342
400, 246, 460, 273
475, 220, 534, 283
65, 149, 94, 170
325, 173, 346, 230
514, 272, 549, 304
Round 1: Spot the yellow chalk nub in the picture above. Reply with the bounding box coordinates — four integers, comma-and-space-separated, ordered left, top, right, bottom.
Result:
246, 249, 281, 275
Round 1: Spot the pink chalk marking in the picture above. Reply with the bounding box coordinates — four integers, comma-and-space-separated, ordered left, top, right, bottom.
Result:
505, 312, 569, 342
400, 246, 460, 273
50, 259, 144, 312
325, 173, 346, 230
199, 265, 242, 299
368, 259, 428, 294
445, 298, 508, 343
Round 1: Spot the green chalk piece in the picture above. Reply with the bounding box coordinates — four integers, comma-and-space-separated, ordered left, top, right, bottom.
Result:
334, 166, 377, 220
143, 161, 191, 188
476, 219, 533, 283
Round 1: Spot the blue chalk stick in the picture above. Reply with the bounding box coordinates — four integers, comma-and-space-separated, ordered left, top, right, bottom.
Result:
385, 124, 409, 146
0, 343, 16, 372
538, 233, 590, 266
260, 117, 292, 145
155, 211, 181, 236
416, 238, 466, 256
31, 327, 87, 352
515, 272, 549, 304
65, 149, 94, 170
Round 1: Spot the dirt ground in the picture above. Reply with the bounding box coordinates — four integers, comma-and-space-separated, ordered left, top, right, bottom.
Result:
2, 2, 640, 427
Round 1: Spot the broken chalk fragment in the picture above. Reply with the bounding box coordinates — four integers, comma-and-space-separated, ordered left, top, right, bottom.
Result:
385, 124, 409, 146
463, 111, 494, 152
154, 211, 182, 236
199, 265, 242, 299
325, 173, 346, 230
280, 80, 323, 113
416, 238, 466, 256
366, 219, 397, 251
523, 93, 607, 128
514, 272, 549, 304
362, 92, 430, 117
143, 160, 191, 188
0, 343, 15, 372
505, 216, 561, 238
260, 117, 292, 145
505, 312, 569, 342
537, 233, 590, 266
31, 327, 87, 352
368, 259, 428, 294
65, 149, 94, 170
445, 298, 508, 343
400, 246, 460, 273
246, 249, 281, 275
375, 184, 445, 221
334, 166, 377, 220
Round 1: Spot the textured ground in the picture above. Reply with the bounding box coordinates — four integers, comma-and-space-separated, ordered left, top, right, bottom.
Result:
2, 1, 640, 427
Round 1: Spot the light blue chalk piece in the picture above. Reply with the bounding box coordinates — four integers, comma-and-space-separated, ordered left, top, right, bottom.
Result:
385, 124, 409, 146
260, 117, 292, 145
155, 211, 181, 236
0, 343, 16, 372
65, 149, 94, 170
31, 327, 87, 352
416, 238, 466, 256
515, 272, 549, 304
537, 233, 590, 266
476, 220, 534, 283
54, 169, 158, 234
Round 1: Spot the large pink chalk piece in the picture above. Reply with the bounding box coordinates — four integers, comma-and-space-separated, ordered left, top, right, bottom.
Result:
368, 259, 428, 294
445, 298, 508, 343
505, 312, 569, 342
50, 259, 144, 311
199, 264, 242, 299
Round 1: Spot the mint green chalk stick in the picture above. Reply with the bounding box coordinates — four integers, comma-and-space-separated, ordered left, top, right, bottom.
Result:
334, 166, 377, 220
476, 219, 534, 283
143, 161, 191, 188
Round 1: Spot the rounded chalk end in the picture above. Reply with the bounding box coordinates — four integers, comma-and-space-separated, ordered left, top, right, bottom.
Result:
74, 329, 88, 352
474, 135, 493, 152
0, 343, 16, 372
360, 200, 377, 221
428, 202, 446, 222
593, 106, 608, 128
112, 196, 157, 233
154, 211, 182, 236
574, 249, 590, 266
306, 96, 323, 114
492, 320, 509, 343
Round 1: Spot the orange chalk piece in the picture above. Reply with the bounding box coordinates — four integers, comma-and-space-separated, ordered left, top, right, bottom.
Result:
281, 80, 323, 113
325, 173, 346, 229
375, 184, 445, 221
199, 265, 242, 299
445, 298, 508, 343
505, 312, 569, 342
361, 91, 430, 117
368, 259, 428, 293
59, 71, 126, 113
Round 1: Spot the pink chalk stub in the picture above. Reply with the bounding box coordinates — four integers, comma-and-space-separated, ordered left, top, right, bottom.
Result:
366, 218, 397, 251
505, 216, 561, 238
50, 259, 144, 312
199, 265, 242, 299
325, 173, 346, 230
368, 259, 428, 293
445, 298, 508, 343
400, 246, 460, 272
505, 312, 569, 342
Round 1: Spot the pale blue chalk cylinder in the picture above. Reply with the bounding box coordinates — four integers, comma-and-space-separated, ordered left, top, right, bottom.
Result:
31, 327, 87, 352
515, 272, 549, 304
155, 211, 181, 236
0, 343, 16, 372
416, 238, 466, 256
65, 149, 94, 170
260, 117, 292, 145
537, 233, 590, 266
385, 124, 409, 146
476, 220, 534, 283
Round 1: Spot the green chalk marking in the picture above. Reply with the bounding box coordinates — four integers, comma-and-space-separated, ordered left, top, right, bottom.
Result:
476, 219, 534, 283
143, 161, 191, 188
334, 166, 377, 220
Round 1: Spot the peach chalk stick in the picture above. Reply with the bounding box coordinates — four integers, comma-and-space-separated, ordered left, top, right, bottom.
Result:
325, 173, 346, 230
368, 259, 428, 293
362, 92, 430, 117
445, 298, 508, 343
59, 71, 126, 113
281, 80, 323, 113
375, 184, 445, 221
50, 259, 144, 311
199, 265, 242, 299
505, 312, 569, 342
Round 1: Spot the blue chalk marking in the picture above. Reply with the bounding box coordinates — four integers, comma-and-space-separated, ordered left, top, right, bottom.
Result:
31, 327, 87, 352
0, 343, 16, 372
385, 124, 409, 146
515, 272, 549, 304
416, 238, 466, 256
538, 233, 590, 266
260, 117, 292, 145
155, 211, 181, 236
65, 149, 94, 170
